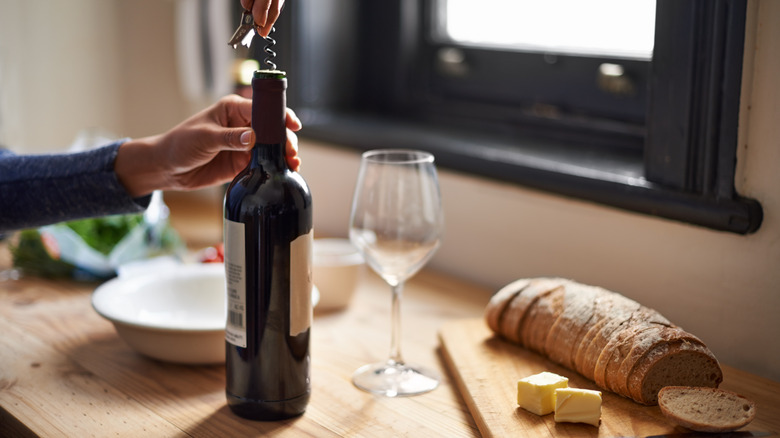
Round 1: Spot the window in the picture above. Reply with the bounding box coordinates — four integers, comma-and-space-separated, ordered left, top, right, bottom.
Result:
438, 1, 656, 58
256, 0, 762, 234
429, 0, 655, 128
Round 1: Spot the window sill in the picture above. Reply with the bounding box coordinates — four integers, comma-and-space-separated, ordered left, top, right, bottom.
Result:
298, 109, 762, 234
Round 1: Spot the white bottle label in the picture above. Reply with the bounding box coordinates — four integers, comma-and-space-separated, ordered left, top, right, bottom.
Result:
224, 219, 313, 346
224, 219, 247, 348
290, 230, 313, 336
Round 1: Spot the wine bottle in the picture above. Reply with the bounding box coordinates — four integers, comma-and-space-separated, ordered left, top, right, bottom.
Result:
223, 69, 313, 421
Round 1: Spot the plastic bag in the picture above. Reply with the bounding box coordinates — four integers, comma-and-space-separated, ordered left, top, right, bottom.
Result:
10, 191, 184, 281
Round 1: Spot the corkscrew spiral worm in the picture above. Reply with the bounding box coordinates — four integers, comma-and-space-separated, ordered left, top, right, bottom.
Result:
263, 27, 277, 70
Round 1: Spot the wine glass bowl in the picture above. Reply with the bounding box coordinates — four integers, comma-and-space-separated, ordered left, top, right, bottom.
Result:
349, 149, 444, 397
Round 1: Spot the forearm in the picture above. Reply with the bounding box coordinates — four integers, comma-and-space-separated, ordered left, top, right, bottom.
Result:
0, 142, 150, 233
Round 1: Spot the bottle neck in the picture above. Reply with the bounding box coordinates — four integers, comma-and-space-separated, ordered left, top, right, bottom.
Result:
250, 71, 288, 172
251, 142, 286, 171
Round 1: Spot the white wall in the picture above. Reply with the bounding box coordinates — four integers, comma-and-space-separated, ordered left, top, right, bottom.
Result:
1, 0, 778, 382
0, 0, 194, 152
0, 1, 123, 151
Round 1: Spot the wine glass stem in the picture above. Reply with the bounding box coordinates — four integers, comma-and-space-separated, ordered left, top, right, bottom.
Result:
388, 281, 405, 365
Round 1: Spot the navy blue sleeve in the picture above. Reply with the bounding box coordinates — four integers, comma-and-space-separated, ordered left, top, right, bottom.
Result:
0, 140, 152, 232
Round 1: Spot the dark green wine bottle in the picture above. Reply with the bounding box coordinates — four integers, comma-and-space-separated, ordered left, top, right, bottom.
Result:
223, 70, 313, 421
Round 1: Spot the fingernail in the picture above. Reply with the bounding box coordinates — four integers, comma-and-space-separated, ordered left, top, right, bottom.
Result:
240, 130, 253, 145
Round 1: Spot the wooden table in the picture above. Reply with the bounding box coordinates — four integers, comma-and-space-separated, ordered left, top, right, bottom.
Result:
2, 192, 779, 437
0, 193, 486, 437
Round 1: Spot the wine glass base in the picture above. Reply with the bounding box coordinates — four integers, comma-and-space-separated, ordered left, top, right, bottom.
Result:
352, 360, 440, 397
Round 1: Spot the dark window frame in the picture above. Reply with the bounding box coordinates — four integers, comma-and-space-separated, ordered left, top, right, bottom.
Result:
258, 0, 762, 234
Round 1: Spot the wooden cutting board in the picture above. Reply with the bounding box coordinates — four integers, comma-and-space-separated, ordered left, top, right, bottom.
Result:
439, 318, 684, 438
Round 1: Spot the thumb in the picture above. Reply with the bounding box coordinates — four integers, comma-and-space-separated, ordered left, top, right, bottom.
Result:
220, 128, 255, 150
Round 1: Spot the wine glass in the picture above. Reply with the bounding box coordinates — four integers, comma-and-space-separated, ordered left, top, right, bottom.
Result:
349, 149, 444, 397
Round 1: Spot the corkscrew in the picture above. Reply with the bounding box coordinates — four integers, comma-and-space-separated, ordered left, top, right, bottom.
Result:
227, 10, 256, 49
262, 27, 278, 71
228, 9, 281, 71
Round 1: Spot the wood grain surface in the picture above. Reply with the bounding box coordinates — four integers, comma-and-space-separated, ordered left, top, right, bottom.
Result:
439, 318, 780, 438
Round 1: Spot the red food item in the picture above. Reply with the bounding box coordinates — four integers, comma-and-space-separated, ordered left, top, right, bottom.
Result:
199, 243, 224, 263
40, 232, 61, 260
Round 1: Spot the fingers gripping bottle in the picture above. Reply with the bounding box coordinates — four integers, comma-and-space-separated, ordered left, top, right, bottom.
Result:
223, 69, 313, 420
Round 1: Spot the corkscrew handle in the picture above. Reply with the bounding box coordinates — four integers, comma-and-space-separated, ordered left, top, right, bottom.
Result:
228, 10, 256, 49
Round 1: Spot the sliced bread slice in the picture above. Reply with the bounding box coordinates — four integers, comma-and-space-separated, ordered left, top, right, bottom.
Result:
485, 278, 529, 334
524, 284, 566, 354
614, 325, 698, 398
629, 340, 723, 405
599, 308, 671, 393
580, 295, 640, 382
509, 278, 566, 346
545, 283, 599, 370
573, 293, 618, 379
658, 386, 756, 432
496, 279, 541, 343
592, 306, 652, 390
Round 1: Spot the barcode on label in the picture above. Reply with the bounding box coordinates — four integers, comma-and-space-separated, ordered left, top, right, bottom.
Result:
228, 310, 244, 329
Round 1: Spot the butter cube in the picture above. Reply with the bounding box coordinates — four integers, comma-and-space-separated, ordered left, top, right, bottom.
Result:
554, 388, 602, 427
516, 372, 569, 415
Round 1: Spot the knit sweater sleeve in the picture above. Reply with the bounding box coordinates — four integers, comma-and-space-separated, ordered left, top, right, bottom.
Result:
0, 140, 151, 233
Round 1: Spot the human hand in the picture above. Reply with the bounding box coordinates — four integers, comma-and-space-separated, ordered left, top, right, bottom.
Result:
115, 94, 302, 198
240, 0, 285, 38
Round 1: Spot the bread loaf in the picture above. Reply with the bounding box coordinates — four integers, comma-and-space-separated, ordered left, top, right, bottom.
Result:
484, 277, 723, 405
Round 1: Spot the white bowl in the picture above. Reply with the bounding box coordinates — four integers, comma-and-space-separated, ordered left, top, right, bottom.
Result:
313, 238, 364, 311
92, 263, 319, 365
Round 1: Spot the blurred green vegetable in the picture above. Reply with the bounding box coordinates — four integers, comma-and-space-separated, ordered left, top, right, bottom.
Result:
9, 212, 183, 280
65, 215, 143, 255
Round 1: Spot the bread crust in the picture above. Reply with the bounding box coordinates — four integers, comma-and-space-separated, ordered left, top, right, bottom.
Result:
571, 292, 614, 378
591, 304, 647, 389
524, 284, 566, 354
484, 278, 529, 335
545, 283, 599, 370
578, 293, 635, 380
493, 278, 536, 343
500, 278, 564, 344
